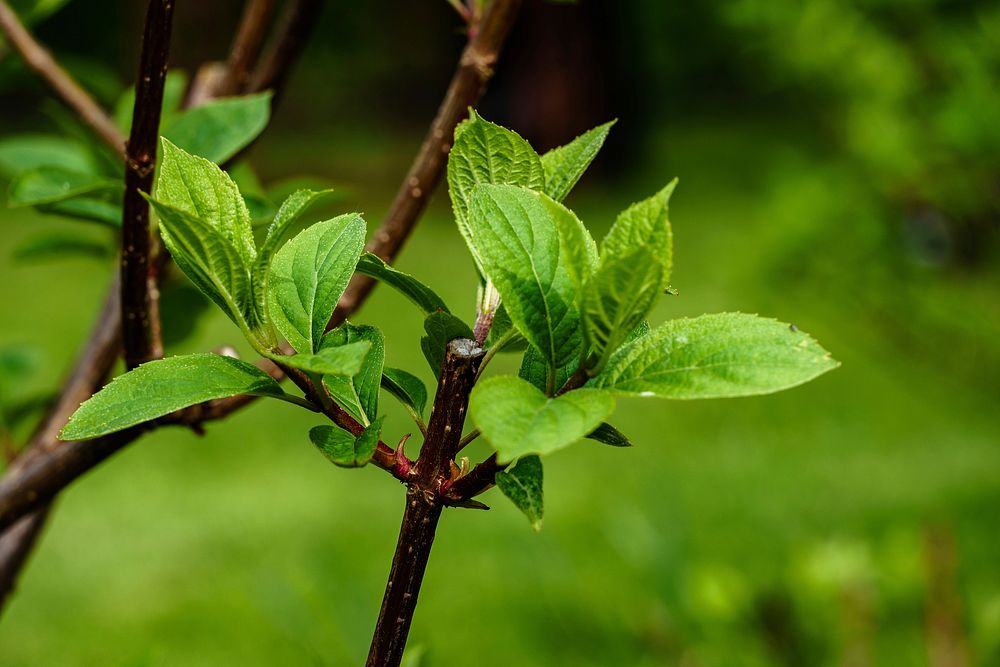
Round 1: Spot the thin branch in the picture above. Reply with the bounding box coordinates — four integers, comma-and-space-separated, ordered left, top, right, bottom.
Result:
247, 0, 323, 105
0, 507, 50, 612
215, 0, 278, 97
330, 0, 523, 324
0, 0, 125, 156
121, 0, 176, 370
367, 339, 483, 667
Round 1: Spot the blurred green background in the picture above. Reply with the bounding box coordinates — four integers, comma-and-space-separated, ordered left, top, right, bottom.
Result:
1, 0, 999, 665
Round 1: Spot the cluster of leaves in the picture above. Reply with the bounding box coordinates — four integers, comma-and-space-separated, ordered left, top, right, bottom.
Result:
59, 111, 837, 532
446, 112, 837, 528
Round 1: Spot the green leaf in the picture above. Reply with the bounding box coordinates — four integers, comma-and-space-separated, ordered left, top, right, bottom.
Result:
12, 233, 112, 262
147, 197, 254, 331
549, 195, 598, 294
496, 455, 544, 531
420, 311, 473, 376
322, 323, 384, 424
582, 181, 676, 370
323, 376, 365, 424
37, 197, 122, 226
0, 134, 99, 178
356, 253, 450, 315
256, 189, 333, 276
467, 184, 582, 386
485, 304, 527, 352
590, 313, 839, 399
447, 110, 544, 267
381, 367, 428, 417
518, 344, 576, 394
267, 214, 366, 353
586, 422, 632, 447
155, 138, 256, 268
469, 376, 615, 462
61, 353, 300, 440
162, 91, 272, 164
540, 120, 615, 202
7, 167, 120, 207
252, 188, 333, 324
310, 416, 383, 468
271, 340, 370, 377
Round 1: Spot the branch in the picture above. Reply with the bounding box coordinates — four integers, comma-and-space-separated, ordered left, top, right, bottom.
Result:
0, 0, 125, 156
366, 339, 483, 667
0, 508, 49, 611
121, 0, 176, 370
247, 0, 322, 105
214, 0, 277, 97
330, 0, 523, 324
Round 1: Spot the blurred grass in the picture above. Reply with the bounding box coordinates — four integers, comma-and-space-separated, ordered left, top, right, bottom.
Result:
0, 119, 998, 666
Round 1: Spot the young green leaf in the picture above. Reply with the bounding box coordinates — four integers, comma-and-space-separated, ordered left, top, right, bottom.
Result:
356, 253, 450, 315
162, 91, 272, 164
155, 138, 257, 268
540, 120, 615, 202
467, 184, 583, 384
420, 312, 474, 376
447, 110, 544, 266
586, 422, 632, 447
582, 181, 676, 371
496, 455, 544, 531
7, 167, 120, 207
256, 189, 333, 273
485, 304, 527, 352
267, 214, 366, 353
518, 344, 576, 394
310, 416, 384, 468
381, 367, 428, 418
251, 188, 333, 323
146, 197, 254, 331
61, 354, 303, 441
591, 313, 839, 399
322, 323, 384, 423
270, 340, 371, 377
469, 376, 615, 462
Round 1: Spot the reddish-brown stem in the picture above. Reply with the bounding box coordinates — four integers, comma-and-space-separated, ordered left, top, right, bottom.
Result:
366, 339, 483, 667
121, 0, 175, 370
331, 0, 524, 325
215, 0, 277, 96
247, 0, 322, 105
0, 0, 125, 156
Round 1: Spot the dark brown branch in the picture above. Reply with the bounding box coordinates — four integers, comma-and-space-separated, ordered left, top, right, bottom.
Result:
215, 0, 277, 97
366, 339, 483, 667
247, 0, 322, 104
0, 0, 125, 156
331, 0, 523, 325
121, 0, 175, 370
0, 507, 50, 612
